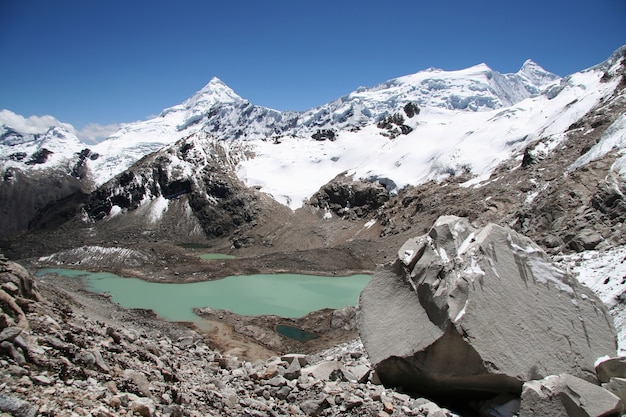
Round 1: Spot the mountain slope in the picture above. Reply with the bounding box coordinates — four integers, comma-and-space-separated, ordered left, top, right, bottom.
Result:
83, 61, 559, 189
1, 48, 625, 417
0, 124, 88, 172
0, 124, 95, 237
89, 44, 625, 255
1, 48, 624, 247
236, 53, 616, 208
84, 133, 288, 245
0, 57, 562, 239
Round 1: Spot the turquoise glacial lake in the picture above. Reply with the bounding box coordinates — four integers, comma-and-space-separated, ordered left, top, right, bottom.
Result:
36, 269, 370, 322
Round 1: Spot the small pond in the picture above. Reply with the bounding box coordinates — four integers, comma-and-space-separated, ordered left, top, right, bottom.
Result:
36, 269, 370, 323
275, 324, 318, 342
198, 253, 236, 261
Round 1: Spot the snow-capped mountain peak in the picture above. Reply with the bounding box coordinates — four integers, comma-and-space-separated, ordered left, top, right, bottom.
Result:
0, 123, 85, 171
160, 77, 244, 116
4, 47, 625, 215
185, 77, 244, 108
0, 56, 569, 190
519, 58, 545, 74
516, 59, 560, 93
157, 76, 247, 133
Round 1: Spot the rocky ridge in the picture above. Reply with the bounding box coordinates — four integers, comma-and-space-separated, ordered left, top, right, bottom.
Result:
374, 48, 626, 255
0, 55, 562, 240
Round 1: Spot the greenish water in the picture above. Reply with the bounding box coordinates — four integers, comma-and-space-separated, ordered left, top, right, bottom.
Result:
36, 269, 370, 322
275, 324, 318, 342
198, 253, 236, 260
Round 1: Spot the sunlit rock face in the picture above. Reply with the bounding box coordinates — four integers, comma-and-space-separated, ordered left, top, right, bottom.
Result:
357, 215, 617, 400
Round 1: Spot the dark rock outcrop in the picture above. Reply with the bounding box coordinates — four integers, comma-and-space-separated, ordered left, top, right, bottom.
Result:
24, 148, 53, 165
311, 129, 336, 141
82, 135, 267, 242
403, 102, 420, 118
70, 148, 98, 179
376, 112, 413, 138
0, 167, 89, 239
309, 173, 389, 218
357, 216, 617, 402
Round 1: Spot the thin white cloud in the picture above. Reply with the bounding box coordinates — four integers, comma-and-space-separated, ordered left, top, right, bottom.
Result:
0, 109, 126, 144
0, 109, 75, 135
76, 122, 124, 144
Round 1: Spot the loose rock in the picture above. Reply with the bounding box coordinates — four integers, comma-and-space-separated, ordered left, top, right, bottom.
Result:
358, 216, 617, 402
520, 374, 624, 417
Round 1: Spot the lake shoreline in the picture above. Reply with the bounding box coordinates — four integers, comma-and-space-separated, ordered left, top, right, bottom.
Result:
35, 267, 369, 361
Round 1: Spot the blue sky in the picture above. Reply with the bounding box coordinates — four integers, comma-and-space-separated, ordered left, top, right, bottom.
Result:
0, 0, 624, 139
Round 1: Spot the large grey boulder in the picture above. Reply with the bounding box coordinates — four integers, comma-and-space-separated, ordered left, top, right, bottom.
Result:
597, 357, 626, 383
596, 357, 626, 405
357, 216, 617, 399
520, 374, 623, 417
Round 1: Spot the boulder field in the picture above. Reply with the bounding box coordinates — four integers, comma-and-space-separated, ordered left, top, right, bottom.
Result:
2, 216, 626, 416
358, 215, 621, 413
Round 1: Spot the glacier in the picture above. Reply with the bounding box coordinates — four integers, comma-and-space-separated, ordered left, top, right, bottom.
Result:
1, 49, 624, 211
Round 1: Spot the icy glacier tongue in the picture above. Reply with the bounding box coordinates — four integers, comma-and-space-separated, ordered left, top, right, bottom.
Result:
238, 57, 618, 209
89, 115, 192, 186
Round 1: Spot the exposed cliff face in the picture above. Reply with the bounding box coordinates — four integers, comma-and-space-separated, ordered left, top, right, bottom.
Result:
308, 173, 390, 218
81, 134, 283, 245
0, 167, 89, 238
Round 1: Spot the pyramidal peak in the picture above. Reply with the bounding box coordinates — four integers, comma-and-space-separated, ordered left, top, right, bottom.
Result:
158, 76, 245, 125
520, 58, 541, 70
188, 77, 244, 107
516, 59, 560, 89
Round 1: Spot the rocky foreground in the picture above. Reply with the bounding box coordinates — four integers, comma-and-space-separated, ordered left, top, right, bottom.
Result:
2, 216, 626, 416
0, 255, 457, 417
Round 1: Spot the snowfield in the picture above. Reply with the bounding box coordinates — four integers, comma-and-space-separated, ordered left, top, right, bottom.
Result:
237, 62, 619, 209
559, 247, 626, 354
237, 67, 624, 209
2, 49, 623, 213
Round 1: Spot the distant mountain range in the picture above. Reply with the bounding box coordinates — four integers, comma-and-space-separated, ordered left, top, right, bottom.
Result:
1, 57, 559, 186
0, 46, 624, 238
